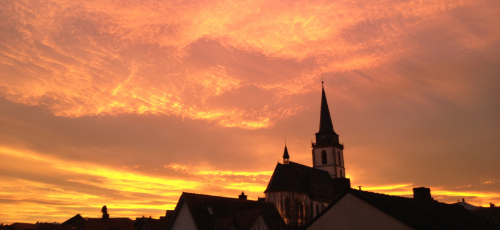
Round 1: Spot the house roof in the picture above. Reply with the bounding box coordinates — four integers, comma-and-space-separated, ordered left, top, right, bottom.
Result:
453, 199, 479, 211
264, 162, 335, 202
61, 214, 86, 226
309, 189, 495, 230
35, 223, 60, 230
83, 218, 134, 230
8, 223, 36, 230
159, 210, 175, 227
134, 217, 168, 230
169, 192, 285, 230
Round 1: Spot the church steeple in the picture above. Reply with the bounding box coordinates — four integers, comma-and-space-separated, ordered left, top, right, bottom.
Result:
312, 82, 345, 179
315, 83, 340, 146
318, 83, 336, 135
283, 145, 290, 164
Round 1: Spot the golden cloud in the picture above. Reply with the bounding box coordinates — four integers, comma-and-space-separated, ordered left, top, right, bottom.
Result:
1, 0, 487, 130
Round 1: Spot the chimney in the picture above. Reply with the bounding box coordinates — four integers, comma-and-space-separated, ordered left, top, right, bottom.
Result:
101, 205, 109, 219
238, 191, 247, 200
413, 187, 432, 201
491, 203, 495, 208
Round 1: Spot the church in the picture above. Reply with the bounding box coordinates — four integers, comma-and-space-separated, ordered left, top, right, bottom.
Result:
264, 83, 351, 228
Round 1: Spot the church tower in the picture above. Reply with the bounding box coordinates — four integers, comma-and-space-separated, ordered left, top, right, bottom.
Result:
312, 83, 345, 178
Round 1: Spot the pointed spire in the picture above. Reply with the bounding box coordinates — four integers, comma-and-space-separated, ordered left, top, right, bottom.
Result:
318, 84, 335, 134
283, 145, 290, 164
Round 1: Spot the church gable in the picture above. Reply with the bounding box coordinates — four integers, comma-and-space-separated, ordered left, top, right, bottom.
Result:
264, 162, 335, 201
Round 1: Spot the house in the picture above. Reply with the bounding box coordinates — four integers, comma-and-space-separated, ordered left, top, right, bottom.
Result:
264, 83, 351, 227
306, 188, 495, 230
158, 210, 175, 226
167, 192, 286, 230
33, 223, 60, 230
475, 203, 500, 229
134, 217, 168, 230
453, 198, 479, 211
4, 223, 36, 230
81, 206, 134, 230
83, 218, 134, 230
59, 214, 86, 230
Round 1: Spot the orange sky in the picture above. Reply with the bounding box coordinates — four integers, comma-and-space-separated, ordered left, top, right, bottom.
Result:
1, 0, 499, 224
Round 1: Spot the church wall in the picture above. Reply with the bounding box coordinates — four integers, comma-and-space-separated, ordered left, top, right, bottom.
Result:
311, 200, 329, 217
265, 191, 313, 227
250, 215, 269, 230
266, 191, 332, 227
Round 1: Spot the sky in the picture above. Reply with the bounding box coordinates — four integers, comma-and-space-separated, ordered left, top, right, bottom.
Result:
0, 0, 499, 224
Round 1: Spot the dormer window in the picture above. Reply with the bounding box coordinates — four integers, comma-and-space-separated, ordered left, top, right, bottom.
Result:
206, 205, 214, 215
321, 150, 327, 164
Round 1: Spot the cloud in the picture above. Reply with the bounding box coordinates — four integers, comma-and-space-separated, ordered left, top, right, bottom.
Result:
0, 145, 275, 223
2, 0, 497, 129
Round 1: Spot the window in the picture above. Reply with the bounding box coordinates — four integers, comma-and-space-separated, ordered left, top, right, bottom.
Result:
321, 150, 327, 164
206, 205, 214, 215
299, 203, 304, 223
285, 197, 291, 218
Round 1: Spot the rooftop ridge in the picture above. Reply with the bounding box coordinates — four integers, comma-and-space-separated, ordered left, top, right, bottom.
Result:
182, 192, 255, 201
86, 217, 133, 220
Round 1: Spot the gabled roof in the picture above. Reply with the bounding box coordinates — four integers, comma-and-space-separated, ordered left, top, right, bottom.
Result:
453, 199, 479, 211
59, 214, 86, 230
35, 223, 60, 230
264, 162, 335, 202
168, 192, 285, 230
61, 214, 86, 226
159, 210, 174, 226
8, 223, 36, 230
309, 189, 495, 230
134, 217, 168, 230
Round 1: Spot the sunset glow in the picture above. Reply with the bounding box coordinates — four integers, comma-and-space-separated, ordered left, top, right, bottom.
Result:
1, 0, 499, 225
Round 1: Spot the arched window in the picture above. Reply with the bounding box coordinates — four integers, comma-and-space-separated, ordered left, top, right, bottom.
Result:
285, 197, 291, 218
299, 203, 304, 224
321, 150, 327, 164
316, 204, 320, 216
